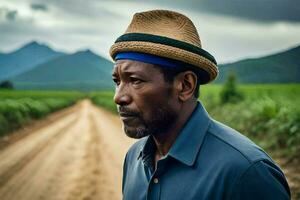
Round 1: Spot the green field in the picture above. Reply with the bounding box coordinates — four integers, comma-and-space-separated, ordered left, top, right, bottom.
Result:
0, 90, 85, 136
1, 85, 299, 158
91, 84, 300, 158
89, 91, 118, 114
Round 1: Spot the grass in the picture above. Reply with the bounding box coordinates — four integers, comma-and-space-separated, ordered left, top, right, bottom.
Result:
201, 84, 300, 158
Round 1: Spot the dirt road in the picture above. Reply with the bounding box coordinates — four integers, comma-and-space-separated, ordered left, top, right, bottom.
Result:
0, 100, 134, 200
0, 99, 299, 200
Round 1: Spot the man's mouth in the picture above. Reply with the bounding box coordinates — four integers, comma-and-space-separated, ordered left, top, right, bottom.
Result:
118, 106, 141, 122
119, 112, 139, 122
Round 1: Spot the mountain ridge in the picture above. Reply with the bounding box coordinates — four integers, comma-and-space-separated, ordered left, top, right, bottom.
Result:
214, 45, 300, 83
11, 48, 114, 91
0, 41, 65, 81
1, 41, 299, 91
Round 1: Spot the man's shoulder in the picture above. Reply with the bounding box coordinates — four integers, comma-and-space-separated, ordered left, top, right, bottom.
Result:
204, 120, 290, 197
206, 119, 272, 164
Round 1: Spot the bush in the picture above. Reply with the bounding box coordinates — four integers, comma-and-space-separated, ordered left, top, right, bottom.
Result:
0, 80, 14, 89
220, 73, 244, 104
200, 84, 300, 158
253, 96, 280, 120
90, 92, 117, 113
0, 113, 9, 136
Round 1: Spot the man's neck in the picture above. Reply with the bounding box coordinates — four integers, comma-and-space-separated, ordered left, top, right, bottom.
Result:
152, 101, 197, 162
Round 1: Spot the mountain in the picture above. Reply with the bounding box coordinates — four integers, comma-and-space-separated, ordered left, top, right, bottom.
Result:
4, 41, 298, 90
11, 50, 114, 91
215, 45, 300, 83
0, 41, 65, 81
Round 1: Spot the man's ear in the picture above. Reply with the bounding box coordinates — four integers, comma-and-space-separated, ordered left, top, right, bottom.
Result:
174, 71, 197, 102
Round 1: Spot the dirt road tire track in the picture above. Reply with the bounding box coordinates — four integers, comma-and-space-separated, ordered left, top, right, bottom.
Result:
0, 114, 79, 188
0, 102, 82, 151
0, 100, 134, 200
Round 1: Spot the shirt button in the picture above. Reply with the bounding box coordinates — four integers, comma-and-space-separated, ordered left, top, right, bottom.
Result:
153, 178, 159, 184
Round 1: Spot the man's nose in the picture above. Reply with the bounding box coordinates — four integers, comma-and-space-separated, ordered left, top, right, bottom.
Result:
114, 85, 131, 106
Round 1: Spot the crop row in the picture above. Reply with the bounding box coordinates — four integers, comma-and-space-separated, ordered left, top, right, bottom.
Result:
0, 91, 85, 136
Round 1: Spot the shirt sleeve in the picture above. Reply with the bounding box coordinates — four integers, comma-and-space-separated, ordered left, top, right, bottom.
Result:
231, 160, 291, 200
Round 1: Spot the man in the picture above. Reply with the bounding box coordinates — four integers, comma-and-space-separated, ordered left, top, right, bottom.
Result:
110, 10, 290, 200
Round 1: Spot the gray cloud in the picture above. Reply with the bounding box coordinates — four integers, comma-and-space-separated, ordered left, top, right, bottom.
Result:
148, 0, 300, 23
30, 3, 48, 11
0, 7, 18, 22
0, 0, 299, 63
33, 0, 124, 19
6, 10, 18, 21
199, 0, 300, 23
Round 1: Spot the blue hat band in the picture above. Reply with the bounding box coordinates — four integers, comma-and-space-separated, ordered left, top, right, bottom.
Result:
115, 52, 182, 68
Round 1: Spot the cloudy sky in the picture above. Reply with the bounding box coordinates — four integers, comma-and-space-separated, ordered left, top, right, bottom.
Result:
0, 0, 299, 63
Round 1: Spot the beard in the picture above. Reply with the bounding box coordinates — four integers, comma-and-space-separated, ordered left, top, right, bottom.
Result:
118, 105, 178, 139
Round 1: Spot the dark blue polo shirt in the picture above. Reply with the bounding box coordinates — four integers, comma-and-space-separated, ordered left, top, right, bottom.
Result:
122, 101, 290, 200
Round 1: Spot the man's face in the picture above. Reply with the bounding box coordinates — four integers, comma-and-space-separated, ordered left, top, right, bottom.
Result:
112, 60, 179, 139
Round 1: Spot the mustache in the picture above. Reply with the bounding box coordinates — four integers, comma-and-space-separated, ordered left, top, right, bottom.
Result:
117, 106, 140, 116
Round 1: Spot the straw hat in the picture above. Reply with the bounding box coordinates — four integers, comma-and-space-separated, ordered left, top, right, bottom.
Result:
110, 10, 218, 84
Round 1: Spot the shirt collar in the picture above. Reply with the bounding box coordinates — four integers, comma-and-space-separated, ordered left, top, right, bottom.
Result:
138, 101, 211, 167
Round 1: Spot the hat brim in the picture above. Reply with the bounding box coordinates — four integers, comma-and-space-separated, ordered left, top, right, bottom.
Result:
110, 33, 218, 84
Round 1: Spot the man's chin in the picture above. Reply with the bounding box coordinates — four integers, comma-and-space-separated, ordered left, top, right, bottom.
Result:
123, 125, 149, 139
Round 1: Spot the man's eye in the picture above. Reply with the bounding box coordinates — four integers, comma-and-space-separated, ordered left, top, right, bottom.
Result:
130, 77, 143, 84
112, 78, 120, 85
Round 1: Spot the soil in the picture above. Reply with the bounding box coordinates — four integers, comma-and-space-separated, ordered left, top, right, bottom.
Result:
0, 100, 134, 200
